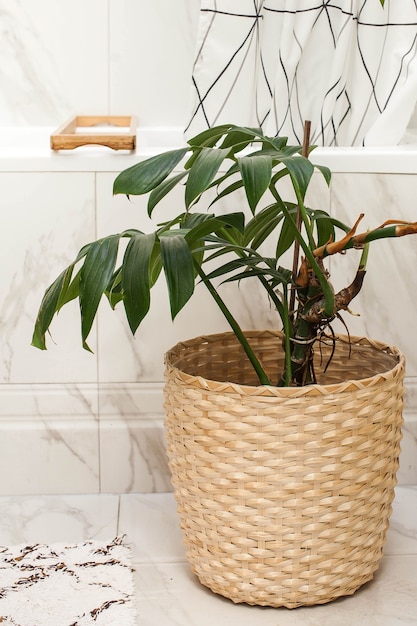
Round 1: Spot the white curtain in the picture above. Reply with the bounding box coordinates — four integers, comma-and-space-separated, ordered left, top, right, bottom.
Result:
186, 0, 417, 146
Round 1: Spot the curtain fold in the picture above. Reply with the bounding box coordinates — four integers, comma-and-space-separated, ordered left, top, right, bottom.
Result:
186, 0, 417, 146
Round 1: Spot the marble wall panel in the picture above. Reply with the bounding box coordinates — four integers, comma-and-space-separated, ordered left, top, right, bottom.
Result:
0, 172, 97, 382
0, 384, 99, 495
0, 170, 100, 495
400, 412, 417, 485
328, 172, 417, 377
0, 0, 199, 128
109, 0, 200, 128
0, 0, 108, 125
99, 383, 171, 493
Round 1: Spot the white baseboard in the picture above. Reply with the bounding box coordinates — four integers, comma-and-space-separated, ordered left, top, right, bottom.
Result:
0, 379, 415, 495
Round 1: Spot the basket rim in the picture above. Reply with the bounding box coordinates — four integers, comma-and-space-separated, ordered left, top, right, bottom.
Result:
164, 330, 405, 398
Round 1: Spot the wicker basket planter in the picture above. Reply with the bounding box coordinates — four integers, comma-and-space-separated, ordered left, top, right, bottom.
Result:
164, 330, 405, 608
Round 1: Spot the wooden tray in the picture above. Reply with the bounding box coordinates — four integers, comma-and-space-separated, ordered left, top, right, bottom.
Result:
50, 115, 137, 150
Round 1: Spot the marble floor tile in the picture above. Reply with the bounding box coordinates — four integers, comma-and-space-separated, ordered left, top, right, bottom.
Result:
118, 492, 184, 563
0, 494, 119, 545
0, 487, 415, 625
132, 556, 417, 626
385, 486, 417, 555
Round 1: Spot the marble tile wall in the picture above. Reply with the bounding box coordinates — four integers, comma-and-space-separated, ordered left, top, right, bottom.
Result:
0, 162, 416, 495
0, 172, 99, 495
0, 0, 200, 128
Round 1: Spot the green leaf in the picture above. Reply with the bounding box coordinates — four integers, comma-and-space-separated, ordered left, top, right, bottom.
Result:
278, 201, 335, 316
113, 148, 188, 196
185, 147, 230, 208
314, 164, 331, 186
180, 211, 211, 229
209, 179, 244, 207
204, 255, 292, 287
201, 241, 246, 264
31, 265, 75, 350
281, 156, 314, 202
204, 256, 263, 280
79, 235, 120, 349
270, 168, 291, 186
222, 266, 292, 286
57, 243, 91, 309
216, 212, 245, 233
182, 213, 228, 237
206, 160, 241, 191
57, 269, 81, 309
311, 210, 335, 247
262, 136, 288, 150
238, 155, 272, 213
149, 244, 163, 286
187, 125, 234, 147
122, 232, 156, 334
310, 210, 351, 237
147, 171, 188, 216
106, 268, 124, 308
276, 211, 298, 259
219, 127, 261, 153
181, 213, 245, 253
160, 235, 195, 319
244, 203, 283, 246
248, 145, 301, 160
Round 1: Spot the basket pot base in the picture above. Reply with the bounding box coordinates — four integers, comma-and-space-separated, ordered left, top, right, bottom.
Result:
164, 331, 405, 608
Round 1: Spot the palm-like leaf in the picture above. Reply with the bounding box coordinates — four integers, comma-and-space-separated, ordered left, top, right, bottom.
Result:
185, 147, 230, 208
122, 232, 156, 334
148, 171, 188, 217
238, 155, 272, 213
79, 235, 120, 349
113, 148, 188, 196
32, 266, 75, 350
160, 234, 195, 319
280, 156, 314, 203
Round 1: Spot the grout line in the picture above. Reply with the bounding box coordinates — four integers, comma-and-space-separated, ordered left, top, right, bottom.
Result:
107, 0, 111, 114
116, 494, 121, 536
94, 171, 102, 495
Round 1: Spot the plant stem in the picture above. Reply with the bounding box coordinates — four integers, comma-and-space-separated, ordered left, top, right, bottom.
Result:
196, 264, 272, 386
281, 286, 292, 386
290, 121, 311, 320
278, 201, 335, 316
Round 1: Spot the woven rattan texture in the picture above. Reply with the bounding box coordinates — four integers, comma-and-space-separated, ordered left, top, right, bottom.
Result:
164, 331, 405, 607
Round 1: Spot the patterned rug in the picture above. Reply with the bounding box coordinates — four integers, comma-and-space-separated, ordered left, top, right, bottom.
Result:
0, 537, 136, 625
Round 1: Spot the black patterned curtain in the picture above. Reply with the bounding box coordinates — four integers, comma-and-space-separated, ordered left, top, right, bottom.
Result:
186, 0, 417, 146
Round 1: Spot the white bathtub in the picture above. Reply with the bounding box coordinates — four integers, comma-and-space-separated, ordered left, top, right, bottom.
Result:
313, 144, 417, 173
0, 125, 417, 173
0, 126, 185, 171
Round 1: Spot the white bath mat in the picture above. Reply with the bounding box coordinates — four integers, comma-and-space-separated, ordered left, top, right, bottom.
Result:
0, 537, 136, 625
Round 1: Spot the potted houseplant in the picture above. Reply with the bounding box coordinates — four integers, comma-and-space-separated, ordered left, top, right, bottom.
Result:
32, 122, 415, 607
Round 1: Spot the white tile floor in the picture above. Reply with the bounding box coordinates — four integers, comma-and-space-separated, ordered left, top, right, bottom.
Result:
0, 487, 416, 625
